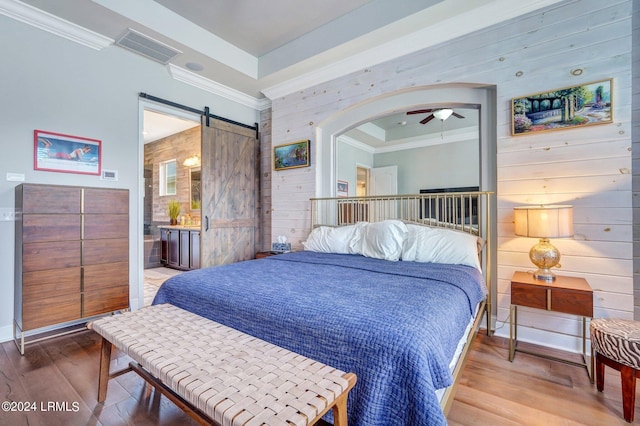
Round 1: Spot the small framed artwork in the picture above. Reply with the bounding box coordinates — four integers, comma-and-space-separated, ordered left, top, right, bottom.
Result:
274, 139, 310, 171
34, 130, 101, 175
511, 78, 612, 135
337, 180, 348, 197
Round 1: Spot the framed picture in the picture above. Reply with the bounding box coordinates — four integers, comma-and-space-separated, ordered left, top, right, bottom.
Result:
34, 130, 101, 175
274, 139, 310, 171
511, 79, 612, 135
337, 180, 348, 197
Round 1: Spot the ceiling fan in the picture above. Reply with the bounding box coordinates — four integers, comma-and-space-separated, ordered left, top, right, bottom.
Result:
406, 108, 465, 125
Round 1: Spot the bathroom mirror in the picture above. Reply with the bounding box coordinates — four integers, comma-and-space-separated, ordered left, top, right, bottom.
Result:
190, 167, 201, 210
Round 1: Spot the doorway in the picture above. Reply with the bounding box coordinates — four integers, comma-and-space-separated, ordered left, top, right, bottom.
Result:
138, 102, 201, 309
356, 166, 369, 196
142, 108, 200, 269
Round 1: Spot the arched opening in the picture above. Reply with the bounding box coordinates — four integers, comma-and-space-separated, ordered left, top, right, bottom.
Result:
314, 84, 497, 199
314, 83, 498, 324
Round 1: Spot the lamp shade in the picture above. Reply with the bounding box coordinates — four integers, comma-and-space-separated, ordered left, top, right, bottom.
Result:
513, 205, 573, 238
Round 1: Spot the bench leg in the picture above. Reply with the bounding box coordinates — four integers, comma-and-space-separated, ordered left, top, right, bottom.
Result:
331, 391, 349, 426
621, 365, 636, 423
98, 337, 112, 403
595, 352, 605, 392
595, 351, 639, 423
332, 372, 357, 426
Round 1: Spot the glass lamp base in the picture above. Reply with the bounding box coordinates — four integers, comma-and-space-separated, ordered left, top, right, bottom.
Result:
529, 238, 560, 282
533, 268, 556, 282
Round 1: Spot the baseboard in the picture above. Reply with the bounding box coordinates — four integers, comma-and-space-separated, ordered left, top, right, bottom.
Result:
494, 320, 587, 355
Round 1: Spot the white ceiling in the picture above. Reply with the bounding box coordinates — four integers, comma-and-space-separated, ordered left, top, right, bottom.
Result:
4, 0, 561, 144
8, 0, 563, 101
153, 0, 377, 57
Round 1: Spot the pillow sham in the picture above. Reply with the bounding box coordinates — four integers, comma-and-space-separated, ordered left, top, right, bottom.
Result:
360, 220, 407, 262
402, 224, 482, 270
302, 223, 365, 254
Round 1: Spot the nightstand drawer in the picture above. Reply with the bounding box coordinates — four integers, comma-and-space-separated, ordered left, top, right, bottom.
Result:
510, 271, 593, 381
551, 288, 593, 317
511, 283, 546, 310
511, 281, 593, 317
511, 271, 593, 316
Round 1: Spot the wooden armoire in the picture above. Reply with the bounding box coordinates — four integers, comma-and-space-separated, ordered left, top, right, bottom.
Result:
14, 183, 129, 354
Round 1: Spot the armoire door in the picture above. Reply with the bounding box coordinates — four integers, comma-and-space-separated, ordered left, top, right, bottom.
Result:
200, 117, 259, 267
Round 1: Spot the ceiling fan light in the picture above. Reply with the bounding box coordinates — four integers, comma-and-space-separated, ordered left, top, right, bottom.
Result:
433, 108, 453, 120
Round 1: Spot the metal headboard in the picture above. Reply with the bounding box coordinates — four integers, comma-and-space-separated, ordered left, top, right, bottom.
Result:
309, 191, 493, 333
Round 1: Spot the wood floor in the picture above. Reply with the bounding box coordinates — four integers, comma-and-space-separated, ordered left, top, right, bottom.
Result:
1, 328, 638, 426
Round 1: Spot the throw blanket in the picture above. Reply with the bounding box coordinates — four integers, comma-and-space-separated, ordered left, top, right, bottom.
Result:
153, 251, 486, 425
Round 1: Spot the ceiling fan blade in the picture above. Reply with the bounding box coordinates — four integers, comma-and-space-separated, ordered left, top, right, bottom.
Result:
452, 112, 465, 119
420, 115, 436, 125
407, 109, 435, 115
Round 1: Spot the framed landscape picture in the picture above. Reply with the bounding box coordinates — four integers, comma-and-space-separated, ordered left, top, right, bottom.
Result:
34, 129, 101, 175
511, 79, 612, 135
273, 139, 310, 171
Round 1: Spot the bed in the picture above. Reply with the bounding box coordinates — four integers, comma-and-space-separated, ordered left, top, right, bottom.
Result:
153, 192, 492, 426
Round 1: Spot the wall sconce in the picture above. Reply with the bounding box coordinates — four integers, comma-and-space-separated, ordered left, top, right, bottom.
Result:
513, 205, 574, 282
183, 154, 200, 167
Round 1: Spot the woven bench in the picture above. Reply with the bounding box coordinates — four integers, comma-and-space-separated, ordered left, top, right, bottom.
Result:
89, 303, 357, 426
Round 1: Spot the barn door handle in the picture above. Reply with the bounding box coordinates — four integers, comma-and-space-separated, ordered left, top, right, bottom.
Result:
205, 216, 209, 231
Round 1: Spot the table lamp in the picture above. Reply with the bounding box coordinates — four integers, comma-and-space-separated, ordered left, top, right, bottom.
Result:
513, 205, 573, 282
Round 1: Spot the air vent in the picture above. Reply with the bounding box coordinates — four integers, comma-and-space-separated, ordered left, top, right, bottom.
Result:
115, 29, 181, 64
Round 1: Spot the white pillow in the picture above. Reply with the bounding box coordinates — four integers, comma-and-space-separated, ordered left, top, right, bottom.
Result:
302, 223, 364, 254
402, 224, 481, 270
360, 220, 408, 262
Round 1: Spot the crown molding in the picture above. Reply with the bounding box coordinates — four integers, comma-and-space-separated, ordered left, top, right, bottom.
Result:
261, 0, 563, 99
339, 128, 478, 155
169, 64, 271, 111
1, 0, 271, 112
337, 135, 376, 154
0, 0, 112, 50
374, 129, 478, 153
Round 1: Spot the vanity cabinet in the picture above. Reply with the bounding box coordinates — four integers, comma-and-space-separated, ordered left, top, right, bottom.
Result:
14, 184, 129, 354
160, 227, 200, 270
161, 228, 180, 268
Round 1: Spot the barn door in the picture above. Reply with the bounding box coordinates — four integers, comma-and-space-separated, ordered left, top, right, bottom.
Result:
200, 117, 259, 267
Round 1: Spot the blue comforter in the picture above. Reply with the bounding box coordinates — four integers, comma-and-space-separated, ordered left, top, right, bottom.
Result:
153, 251, 486, 425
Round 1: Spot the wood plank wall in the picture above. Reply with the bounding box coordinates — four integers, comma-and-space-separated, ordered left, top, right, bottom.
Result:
632, 0, 640, 320
143, 126, 201, 223
267, 0, 634, 352
260, 108, 272, 252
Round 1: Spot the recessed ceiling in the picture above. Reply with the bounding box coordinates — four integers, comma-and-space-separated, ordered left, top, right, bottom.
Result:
154, 0, 375, 57
344, 108, 479, 149
8, 0, 563, 99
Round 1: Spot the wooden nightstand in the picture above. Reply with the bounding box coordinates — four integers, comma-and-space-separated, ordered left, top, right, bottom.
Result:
255, 251, 276, 259
509, 271, 593, 381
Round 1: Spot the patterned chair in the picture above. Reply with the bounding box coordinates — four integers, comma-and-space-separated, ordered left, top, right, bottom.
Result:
590, 318, 640, 422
